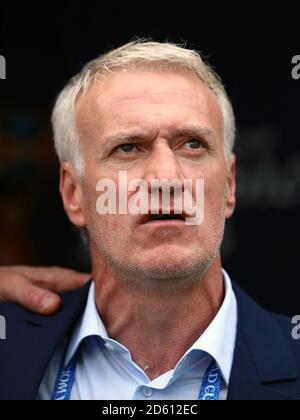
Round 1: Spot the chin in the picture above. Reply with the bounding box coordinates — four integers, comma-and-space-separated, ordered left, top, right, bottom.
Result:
137, 249, 204, 279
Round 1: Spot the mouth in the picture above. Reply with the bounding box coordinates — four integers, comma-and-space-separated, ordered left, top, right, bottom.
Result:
139, 210, 187, 226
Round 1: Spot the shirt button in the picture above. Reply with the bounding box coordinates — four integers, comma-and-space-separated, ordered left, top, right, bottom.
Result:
104, 342, 115, 351
143, 387, 153, 397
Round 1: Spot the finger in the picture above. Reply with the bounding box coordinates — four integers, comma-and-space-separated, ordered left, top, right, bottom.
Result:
0, 272, 61, 314
0, 266, 91, 293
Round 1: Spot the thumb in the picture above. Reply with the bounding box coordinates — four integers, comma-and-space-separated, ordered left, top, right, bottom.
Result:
0, 272, 61, 315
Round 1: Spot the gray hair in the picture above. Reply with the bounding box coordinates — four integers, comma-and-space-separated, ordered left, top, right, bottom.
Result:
52, 39, 236, 176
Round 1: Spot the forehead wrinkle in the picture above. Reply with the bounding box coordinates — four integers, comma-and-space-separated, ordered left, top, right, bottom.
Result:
76, 71, 222, 132
100, 89, 211, 117
75, 75, 223, 156
87, 71, 217, 113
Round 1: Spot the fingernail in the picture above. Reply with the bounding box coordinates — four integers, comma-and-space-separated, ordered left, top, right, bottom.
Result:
40, 296, 56, 312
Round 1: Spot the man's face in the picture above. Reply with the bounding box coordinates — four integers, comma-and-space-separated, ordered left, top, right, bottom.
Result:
62, 69, 236, 284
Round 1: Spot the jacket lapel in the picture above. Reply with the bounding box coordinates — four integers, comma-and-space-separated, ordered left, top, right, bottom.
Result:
228, 285, 299, 400
0, 281, 91, 400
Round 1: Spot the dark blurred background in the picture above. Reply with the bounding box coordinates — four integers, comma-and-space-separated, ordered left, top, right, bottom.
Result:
0, 3, 299, 315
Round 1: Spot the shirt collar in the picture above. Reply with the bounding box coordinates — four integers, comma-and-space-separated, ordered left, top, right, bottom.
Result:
65, 281, 108, 365
184, 269, 238, 385
65, 269, 237, 386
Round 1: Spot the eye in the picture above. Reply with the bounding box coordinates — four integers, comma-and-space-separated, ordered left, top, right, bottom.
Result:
185, 139, 204, 150
116, 143, 137, 153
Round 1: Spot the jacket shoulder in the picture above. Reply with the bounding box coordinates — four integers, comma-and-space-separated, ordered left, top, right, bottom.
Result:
271, 312, 300, 356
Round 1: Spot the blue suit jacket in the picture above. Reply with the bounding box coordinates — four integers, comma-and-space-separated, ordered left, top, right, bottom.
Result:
0, 282, 299, 400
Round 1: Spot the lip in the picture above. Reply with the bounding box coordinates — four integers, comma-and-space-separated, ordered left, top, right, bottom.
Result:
137, 209, 189, 226
140, 219, 186, 227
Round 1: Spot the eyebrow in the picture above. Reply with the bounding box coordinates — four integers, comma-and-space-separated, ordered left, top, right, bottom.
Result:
101, 131, 149, 155
172, 126, 215, 143
101, 125, 216, 155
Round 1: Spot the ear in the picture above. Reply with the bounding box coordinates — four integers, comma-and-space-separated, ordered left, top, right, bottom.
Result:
60, 162, 86, 228
225, 153, 236, 219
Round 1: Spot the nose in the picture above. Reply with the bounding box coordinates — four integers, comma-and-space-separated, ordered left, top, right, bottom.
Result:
143, 141, 185, 184
142, 141, 187, 212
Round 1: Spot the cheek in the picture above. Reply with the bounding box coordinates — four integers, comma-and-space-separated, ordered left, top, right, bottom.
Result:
203, 174, 228, 220
86, 211, 132, 248
82, 182, 131, 233
190, 163, 227, 200
206, 184, 227, 213
194, 178, 227, 244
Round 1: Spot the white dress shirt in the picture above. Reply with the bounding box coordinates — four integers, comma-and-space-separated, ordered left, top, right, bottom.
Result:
38, 269, 237, 400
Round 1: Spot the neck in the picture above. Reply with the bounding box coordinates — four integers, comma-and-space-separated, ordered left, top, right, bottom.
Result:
91, 248, 224, 380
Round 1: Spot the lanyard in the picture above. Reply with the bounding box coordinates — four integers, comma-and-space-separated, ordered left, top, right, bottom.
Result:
52, 355, 222, 401
52, 355, 78, 401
